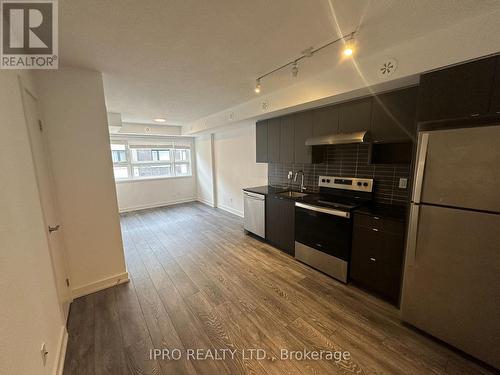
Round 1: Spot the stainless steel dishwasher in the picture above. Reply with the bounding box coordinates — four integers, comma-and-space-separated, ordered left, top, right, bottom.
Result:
243, 191, 265, 238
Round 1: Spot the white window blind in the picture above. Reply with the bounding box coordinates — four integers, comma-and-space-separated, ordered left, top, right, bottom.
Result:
110, 136, 193, 181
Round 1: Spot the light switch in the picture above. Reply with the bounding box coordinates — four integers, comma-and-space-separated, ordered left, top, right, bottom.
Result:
399, 178, 408, 189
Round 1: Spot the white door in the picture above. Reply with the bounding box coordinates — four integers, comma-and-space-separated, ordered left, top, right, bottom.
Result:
20, 80, 71, 322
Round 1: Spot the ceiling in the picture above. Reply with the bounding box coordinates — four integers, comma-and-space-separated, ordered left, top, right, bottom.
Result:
59, 0, 500, 125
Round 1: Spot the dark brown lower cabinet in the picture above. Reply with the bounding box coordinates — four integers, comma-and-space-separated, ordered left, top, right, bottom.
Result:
350, 213, 405, 303
266, 195, 295, 256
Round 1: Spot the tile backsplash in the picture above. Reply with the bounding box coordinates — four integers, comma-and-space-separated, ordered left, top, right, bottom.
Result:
268, 144, 412, 205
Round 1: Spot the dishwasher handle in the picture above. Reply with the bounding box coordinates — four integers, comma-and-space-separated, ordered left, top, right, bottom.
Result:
243, 191, 265, 200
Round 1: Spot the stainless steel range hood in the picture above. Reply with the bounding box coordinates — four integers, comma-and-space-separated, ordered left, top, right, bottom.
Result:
305, 131, 370, 146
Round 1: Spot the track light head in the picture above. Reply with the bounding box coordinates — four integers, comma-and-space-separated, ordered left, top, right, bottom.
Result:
342, 34, 356, 57
291, 61, 299, 77
254, 79, 261, 94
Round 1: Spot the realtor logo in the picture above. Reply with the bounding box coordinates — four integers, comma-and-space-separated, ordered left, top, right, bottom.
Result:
1, 0, 58, 69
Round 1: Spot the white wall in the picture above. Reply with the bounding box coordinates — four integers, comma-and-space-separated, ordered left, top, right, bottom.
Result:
0, 71, 66, 375
195, 133, 215, 206
115, 176, 197, 212
212, 121, 268, 216
36, 66, 128, 298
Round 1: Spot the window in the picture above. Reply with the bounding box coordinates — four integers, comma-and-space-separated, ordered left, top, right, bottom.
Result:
173, 144, 191, 177
131, 148, 172, 163
111, 143, 129, 180
111, 144, 127, 163
109, 137, 193, 181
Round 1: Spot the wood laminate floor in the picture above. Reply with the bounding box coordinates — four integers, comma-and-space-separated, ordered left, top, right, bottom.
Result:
63, 202, 494, 375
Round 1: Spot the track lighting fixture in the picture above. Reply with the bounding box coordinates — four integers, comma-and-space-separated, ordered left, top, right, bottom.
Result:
253, 31, 357, 93
342, 34, 355, 57
343, 45, 353, 56
291, 61, 299, 77
254, 79, 261, 94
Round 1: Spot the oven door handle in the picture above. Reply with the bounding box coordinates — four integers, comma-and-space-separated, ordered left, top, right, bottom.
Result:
295, 202, 350, 218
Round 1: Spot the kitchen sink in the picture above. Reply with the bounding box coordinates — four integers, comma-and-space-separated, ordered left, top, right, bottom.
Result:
279, 191, 308, 198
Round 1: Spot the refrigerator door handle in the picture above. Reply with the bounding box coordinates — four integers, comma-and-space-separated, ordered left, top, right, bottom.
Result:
405, 204, 420, 265
412, 132, 429, 204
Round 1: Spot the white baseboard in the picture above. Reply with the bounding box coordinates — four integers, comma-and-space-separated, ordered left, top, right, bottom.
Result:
197, 197, 215, 207
54, 325, 68, 375
217, 203, 244, 218
71, 271, 130, 299
119, 198, 196, 213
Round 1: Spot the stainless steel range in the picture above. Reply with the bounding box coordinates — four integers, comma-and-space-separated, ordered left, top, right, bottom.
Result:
294, 176, 373, 282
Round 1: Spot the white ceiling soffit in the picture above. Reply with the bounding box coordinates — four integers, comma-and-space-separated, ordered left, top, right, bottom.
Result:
107, 112, 122, 134
59, 0, 500, 126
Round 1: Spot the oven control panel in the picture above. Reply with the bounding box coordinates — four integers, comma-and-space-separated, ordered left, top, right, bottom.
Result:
318, 176, 373, 192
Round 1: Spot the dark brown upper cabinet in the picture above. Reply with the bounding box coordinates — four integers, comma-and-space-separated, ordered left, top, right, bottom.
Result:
312, 106, 339, 136
267, 118, 280, 163
256, 120, 268, 163
294, 111, 313, 164
370, 142, 412, 165
338, 98, 373, 134
371, 87, 418, 143
417, 56, 496, 122
279, 115, 294, 163
490, 56, 500, 115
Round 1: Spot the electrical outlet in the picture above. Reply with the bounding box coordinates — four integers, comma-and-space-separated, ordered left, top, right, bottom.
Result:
41, 343, 48, 366
399, 178, 408, 189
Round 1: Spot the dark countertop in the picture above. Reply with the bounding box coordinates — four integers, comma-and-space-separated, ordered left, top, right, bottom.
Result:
243, 186, 409, 222
243, 185, 288, 196
243, 186, 318, 203
354, 203, 409, 222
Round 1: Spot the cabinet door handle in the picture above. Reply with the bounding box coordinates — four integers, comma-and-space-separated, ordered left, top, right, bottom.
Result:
372, 228, 379, 232
373, 216, 380, 220
470, 113, 480, 117
370, 257, 376, 262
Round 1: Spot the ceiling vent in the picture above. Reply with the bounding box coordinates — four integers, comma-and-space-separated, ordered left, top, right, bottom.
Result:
378, 58, 398, 78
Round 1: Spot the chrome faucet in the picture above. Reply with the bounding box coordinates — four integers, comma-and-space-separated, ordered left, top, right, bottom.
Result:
294, 170, 306, 192
287, 171, 293, 190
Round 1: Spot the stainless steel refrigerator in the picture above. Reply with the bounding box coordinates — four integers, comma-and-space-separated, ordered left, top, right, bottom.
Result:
401, 124, 500, 369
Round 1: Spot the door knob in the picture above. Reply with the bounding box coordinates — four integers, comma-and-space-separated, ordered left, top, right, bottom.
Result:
48, 225, 60, 233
